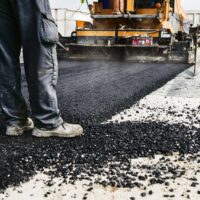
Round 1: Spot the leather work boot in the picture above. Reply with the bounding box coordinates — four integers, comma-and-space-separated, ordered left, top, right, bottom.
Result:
6, 118, 34, 136
32, 122, 83, 138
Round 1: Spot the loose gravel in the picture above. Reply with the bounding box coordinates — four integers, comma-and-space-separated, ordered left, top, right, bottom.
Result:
0, 61, 194, 194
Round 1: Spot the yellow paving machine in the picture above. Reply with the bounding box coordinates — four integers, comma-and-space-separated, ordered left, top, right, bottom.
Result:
58, 0, 195, 63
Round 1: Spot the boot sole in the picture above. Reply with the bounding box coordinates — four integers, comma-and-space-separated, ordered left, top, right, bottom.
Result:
6, 125, 34, 136
32, 128, 83, 138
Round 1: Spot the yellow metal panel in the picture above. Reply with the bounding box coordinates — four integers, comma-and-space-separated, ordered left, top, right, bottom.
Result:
174, 0, 189, 20
179, 15, 184, 32
77, 30, 160, 38
118, 31, 160, 37
127, 0, 134, 12
137, 9, 158, 14
77, 31, 116, 37
163, 0, 170, 21
101, 9, 113, 14
94, 2, 102, 14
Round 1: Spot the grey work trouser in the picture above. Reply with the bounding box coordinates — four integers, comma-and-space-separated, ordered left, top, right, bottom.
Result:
0, 0, 63, 128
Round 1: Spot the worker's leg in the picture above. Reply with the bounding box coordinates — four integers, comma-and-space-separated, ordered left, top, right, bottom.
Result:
16, 0, 63, 129
0, 0, 28, 126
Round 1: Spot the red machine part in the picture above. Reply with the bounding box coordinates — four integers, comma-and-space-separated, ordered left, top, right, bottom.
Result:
132, 36, 153, 46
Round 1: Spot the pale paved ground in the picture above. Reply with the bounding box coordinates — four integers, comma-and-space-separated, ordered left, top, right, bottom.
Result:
1, 153, 200, 200
108, 48, 200, 127
108, 67, 200, 128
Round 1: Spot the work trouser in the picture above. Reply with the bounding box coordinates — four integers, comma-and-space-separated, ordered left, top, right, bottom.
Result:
0, 0, 63, 128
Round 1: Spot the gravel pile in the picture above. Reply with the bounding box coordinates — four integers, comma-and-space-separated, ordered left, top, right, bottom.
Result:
0, 61, 194, 194
0, 122, 200, 195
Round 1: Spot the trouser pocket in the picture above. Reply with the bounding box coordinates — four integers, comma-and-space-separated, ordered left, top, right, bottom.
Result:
35, 0, 51, 13
40, 13, 59, 45
36, 0, 58, 45
37, 1, 59, 85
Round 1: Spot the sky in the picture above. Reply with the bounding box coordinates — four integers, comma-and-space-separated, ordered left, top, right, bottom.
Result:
49, 0, 200, 11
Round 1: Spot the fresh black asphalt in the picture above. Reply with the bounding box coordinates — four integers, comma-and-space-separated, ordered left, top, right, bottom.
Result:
1, 61, 199, 196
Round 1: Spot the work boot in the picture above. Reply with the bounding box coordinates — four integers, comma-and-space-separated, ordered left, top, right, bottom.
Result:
32, 122, 83, 138
6, 118, 34, 136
